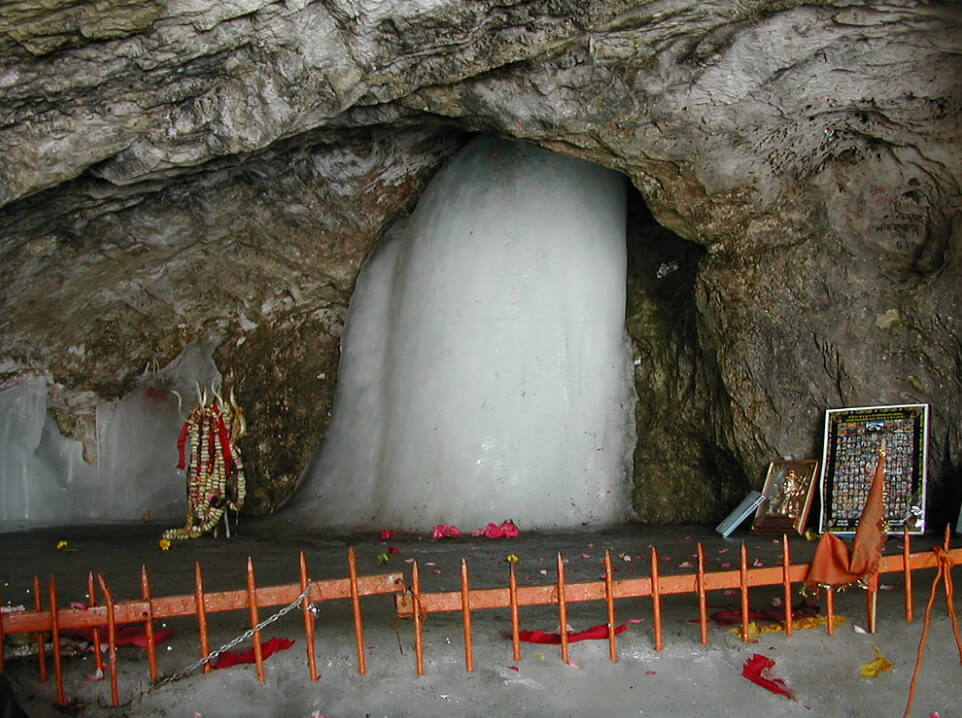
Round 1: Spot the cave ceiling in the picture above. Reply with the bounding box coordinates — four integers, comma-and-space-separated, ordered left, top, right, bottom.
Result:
1, 0, 960, 522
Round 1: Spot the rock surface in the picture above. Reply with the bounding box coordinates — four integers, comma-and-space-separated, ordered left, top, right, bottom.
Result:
1, 0, 960, 523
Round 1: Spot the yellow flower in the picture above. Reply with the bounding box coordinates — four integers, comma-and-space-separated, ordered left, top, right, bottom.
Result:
376, 551, 390, 564
506, 553, 520, 564
158, 538, 172, 551
56, 540, 69, 551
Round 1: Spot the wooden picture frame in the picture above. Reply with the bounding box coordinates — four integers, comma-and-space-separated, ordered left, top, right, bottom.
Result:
751, 459, 819, 535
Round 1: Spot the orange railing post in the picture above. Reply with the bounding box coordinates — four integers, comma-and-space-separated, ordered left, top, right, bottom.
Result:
48, 575, 65, 706
903, 528, 913, 623
650, 546, 662, 651
246, 557, 266, 683
412, 561, 425, 676
460, 560, 474, 672
557, 553, 570, 664
347, 547, 367, 675
140, 566, 157, 681
696, 543, 708, 645
194, 562, 211, 674
299, 552, 319, 681
95, 574, 120, 707
781, 535, 794, 636
739, 544, 750, 643
603, 551, 617, 662
33, 576, 46, 681
509, 561, 521, 662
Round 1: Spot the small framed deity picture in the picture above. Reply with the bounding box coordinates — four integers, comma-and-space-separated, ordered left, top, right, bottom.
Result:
751, 460, 819, 535
819, 403, 929, 535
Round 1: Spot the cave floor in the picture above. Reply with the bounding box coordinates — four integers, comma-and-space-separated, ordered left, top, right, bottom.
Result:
1, 521, 959, 718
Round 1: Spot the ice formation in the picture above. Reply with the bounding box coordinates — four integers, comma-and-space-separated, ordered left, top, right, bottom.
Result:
287, 136, 636, 531
0, 338, 222, 531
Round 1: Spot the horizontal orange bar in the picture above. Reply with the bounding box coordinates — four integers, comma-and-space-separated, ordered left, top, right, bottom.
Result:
395, 547, 962, 617
2, 572, 404, 634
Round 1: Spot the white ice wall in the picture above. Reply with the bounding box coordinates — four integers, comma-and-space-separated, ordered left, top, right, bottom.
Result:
0, 338, 221, 531
286, 136, 636, 531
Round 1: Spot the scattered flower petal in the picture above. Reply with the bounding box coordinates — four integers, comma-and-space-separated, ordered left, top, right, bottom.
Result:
376, 552, 390, 564
646, 670, 657, 676
678, 561, 692, 569
387, 546, 400, 554
508, 665, 520, 671
859, 646, 893, 677
506, 553, 520, 564
500, 520, 520, 538
83, 668, 104, 681
539, 569, 548, 575
853, 624, 867, 634
432, 524, 461, 540
753, 559, 764, 567
380, 529, 395, 541
721, 562, 731, 569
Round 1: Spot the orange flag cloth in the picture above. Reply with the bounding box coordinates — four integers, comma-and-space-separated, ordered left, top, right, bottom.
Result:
806, 447, 888, 590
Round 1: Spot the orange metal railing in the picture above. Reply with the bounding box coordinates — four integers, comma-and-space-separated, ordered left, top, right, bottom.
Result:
394, 528, 959, 674
1, 529, 959, 707
0, 547, 404, 706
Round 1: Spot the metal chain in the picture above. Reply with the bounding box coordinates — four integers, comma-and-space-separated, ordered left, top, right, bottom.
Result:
150, 580, 315, 691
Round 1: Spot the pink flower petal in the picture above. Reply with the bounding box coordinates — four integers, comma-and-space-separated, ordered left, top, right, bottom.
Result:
379, 529, 395, 541
500, 520, 519, 538
753, 559, 764, 567
721, 562, 731, 568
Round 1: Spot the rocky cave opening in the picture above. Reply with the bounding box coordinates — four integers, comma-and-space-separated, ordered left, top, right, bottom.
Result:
1, 0, 960, 536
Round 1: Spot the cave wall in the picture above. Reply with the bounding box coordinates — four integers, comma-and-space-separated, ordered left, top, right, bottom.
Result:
1, 0, 960, 525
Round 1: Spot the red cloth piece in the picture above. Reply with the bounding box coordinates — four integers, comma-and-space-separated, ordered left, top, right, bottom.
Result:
515, 623, 628, 644
741, 653, 795, 700
176, 421, 190, 469
213, 637, 295, 669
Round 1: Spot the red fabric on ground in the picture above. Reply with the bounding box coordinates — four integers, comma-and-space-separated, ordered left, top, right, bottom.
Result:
213, 637, 295, 669
741, 653, 795, 700
515, 624, 628, 644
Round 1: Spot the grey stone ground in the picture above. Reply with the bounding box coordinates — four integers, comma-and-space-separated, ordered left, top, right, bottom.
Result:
1, 521, 959, 717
